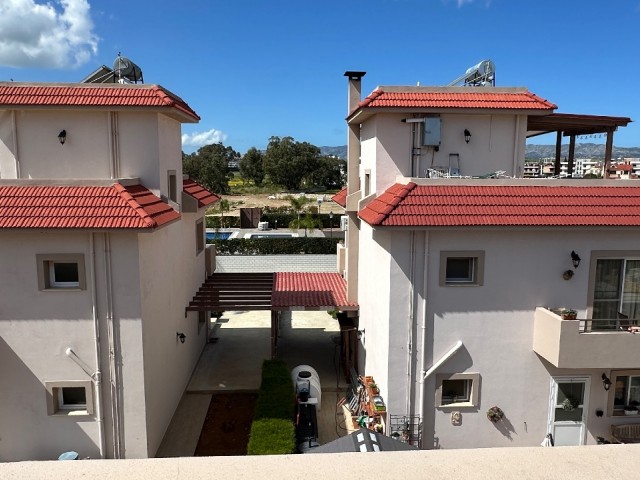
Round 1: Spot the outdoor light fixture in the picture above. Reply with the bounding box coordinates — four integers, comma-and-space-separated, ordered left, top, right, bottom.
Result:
571, 251, 581, 268
176, 332, 186, 344
602, 373, 612, 391
58, 130, 67, 145
464, 129, 471, 144
562, 270, 574, 281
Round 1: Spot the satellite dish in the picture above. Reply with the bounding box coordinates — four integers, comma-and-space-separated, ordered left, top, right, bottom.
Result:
113, 55, 143, 83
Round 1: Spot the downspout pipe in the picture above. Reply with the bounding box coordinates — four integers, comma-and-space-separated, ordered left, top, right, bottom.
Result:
418, 232, 429, 422
406, 232, 416, 414
89, 233, 106, 458
512, 115, 521, 177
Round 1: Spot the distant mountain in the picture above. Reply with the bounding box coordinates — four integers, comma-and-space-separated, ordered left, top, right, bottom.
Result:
319, 146, 347, 159
321, 144, 640, 161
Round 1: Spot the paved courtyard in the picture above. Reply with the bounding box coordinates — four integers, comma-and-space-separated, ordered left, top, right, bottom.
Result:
156, 310, 350, 457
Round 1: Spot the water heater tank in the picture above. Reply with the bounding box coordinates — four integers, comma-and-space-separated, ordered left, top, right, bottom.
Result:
292, 365, 322, 412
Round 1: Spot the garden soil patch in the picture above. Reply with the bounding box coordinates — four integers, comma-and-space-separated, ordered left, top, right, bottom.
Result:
194, 393, 258, 456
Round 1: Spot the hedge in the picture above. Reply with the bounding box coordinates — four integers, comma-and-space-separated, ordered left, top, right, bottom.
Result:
247, 360, 295, 455
208, 237, 340, 255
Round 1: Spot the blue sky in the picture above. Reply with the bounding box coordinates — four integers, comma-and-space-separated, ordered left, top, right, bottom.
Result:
1, 0, 639, 154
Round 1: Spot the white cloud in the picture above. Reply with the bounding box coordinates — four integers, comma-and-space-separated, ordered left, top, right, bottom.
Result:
0, 0, 98, 69
182, 129, 228, 148
457, 0, 473, 6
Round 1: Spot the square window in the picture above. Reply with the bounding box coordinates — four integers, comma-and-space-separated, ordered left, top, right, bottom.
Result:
58, 387, 87, 410
440, 251, 484, 286
37, 254, 86, 291
441, 379, 471, 405
435, 373, 480, 408
45, 380, 93, 416
49, 262, 79, 287
446, 258, 475, 283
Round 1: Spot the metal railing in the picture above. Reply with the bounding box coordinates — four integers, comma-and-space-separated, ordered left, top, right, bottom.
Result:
579, 318, 640, 333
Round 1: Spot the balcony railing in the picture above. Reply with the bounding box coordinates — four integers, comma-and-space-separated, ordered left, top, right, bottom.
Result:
533, 307, 640, 369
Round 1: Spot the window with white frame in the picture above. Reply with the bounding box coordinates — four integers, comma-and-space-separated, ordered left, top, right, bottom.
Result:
592, 257, 640, 320
608, 370, 640, 415
37, 254, 86, 290
439, 251, 485, 286
196, 218, 204, 255
45, 381, 94, 416
435, 373, 480, 407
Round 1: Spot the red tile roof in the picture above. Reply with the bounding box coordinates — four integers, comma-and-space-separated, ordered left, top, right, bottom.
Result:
359, 182, 640, 227
0, 83, 199, 121
351, 88, 556, 117
183, 178, 220, 208
272, 272, 356, 309
332, 188, 347, 208
0, 183, 180, 229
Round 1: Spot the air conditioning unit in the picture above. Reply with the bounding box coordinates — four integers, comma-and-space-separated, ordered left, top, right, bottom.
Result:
340, 215, 348, 231
258, 221, 269, 231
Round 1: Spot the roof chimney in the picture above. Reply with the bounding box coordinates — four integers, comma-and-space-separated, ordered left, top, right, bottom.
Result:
344, 71, 366, 115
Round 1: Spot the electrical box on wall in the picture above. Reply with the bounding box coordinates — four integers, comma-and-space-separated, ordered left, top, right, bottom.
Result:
423, 117, 441, 146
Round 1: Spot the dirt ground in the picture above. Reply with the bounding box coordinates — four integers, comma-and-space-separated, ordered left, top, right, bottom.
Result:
217, 193, 344, 217
194, 393, 258, 456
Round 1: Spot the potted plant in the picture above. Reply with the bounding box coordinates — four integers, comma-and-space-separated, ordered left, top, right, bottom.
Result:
560, 309, 578, 320
624, 403, 639, 415
369, 382, 379, 394
486, 406, 504, 423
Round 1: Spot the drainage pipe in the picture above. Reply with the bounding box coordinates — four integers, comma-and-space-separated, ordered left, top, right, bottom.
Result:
89, 233, 106, 458
418, 232, 430, 421
104, 233, 122, 458
405, 231, 416, 415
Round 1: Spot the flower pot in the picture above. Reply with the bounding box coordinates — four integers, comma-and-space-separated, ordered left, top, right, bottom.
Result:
624, 410, 638, 416
561, 313, 577, 320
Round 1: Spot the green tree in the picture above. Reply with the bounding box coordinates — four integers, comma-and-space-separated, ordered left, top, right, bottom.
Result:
289, 213, 322, 237
182, 143, 239, 194
239, 147, 265, 186
305, 155, 346, 189
288, 195, 311, 224
263, 136, 320, 190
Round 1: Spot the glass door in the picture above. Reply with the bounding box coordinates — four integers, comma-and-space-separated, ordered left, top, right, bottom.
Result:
548, 377, 590, 446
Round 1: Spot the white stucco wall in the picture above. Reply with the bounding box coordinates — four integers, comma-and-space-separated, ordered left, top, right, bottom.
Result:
117, 113, 160, 190
0, 232, 99, 461
138, 214, 207, 458
358, 112, 528, 197
357, 222, 392, 399
357, 225, 640, 449
2, 110, 111, 179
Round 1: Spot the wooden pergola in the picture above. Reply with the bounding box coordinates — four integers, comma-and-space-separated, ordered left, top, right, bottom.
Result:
186, 272, 358, 359
527, 113, 632, 178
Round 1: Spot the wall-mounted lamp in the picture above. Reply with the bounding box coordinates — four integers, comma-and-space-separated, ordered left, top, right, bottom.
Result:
58, 129, 67, 145
357, 329, 365, 339
464, 129, 471, 144
562, 270, 574, 281
176, 332, 186, 344
571, 251, 581, 269
602, 373, 612, 391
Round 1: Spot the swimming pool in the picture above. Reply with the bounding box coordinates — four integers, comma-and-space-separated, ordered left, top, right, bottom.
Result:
243, 233, 298, 239
206, 232, 232, 240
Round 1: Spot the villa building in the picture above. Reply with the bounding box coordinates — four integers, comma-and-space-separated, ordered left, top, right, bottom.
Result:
0, 83, 218, 460
340, 71, 639, 448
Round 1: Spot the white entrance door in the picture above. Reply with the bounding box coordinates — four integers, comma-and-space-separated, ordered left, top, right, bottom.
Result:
548, 377, 590, 446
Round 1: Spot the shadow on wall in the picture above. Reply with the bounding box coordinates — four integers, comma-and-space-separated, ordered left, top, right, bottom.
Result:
0, 335, 98, 461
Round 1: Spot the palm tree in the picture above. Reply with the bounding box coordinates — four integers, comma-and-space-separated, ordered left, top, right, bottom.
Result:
289, 214, 322, 237
218, 199, 230, 228
288, 195, 310, 225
